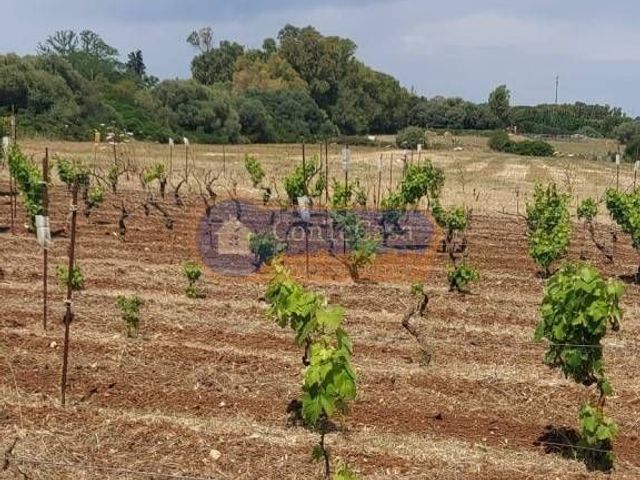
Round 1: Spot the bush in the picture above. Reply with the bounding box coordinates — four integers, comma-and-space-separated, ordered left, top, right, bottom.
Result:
488, 130, 512, 152
509, 140, 555, 157
396, 126, 426, 150
624, 136, 640, 161
488, 131, 554, 157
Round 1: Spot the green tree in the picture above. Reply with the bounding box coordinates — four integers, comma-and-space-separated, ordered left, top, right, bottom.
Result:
624, 136, 640, 161
488, 84, 511, 126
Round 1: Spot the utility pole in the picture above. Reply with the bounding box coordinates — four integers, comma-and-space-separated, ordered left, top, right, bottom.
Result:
555, 75, 559, 105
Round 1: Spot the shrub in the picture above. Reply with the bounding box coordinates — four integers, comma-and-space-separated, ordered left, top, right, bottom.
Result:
248, 231, 285, 267
488, 130, 512, 152
116, 294, 144, 337
509, 139, 555, 157
396, 126, 426, 150
182, 262, 204, 299
56, 264, 85, 291
488, 131, 554, 157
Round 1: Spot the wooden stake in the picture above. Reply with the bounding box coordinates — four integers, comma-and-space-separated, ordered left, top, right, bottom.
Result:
61, 180, 79, 406
302, 140, 307, 195
42, 149, 49, 330
9, 171, 15, 235
222, 144, 226, 177
324, 140, 329, 206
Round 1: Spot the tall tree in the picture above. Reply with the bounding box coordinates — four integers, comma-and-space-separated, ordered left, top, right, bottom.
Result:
187, 27, 214, 53
126, 50, 146, 78
488, 84, 511, 126
37, 30, 78, 56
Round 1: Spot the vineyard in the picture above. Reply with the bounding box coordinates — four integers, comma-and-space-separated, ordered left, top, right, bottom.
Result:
1, 135, 639, 479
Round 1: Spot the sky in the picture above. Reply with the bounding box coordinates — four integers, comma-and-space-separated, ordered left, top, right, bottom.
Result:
2, 0, 639, 116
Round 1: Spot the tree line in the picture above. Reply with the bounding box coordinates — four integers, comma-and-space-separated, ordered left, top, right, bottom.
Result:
0, 25, 636, 144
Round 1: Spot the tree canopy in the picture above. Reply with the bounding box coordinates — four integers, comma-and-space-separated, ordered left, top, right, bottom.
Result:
0, 26, 631, 143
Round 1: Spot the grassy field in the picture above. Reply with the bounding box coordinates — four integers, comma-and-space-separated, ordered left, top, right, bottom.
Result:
1, 135, 639, 479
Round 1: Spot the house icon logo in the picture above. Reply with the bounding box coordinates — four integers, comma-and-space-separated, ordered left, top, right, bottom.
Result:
217, 215, 251, 256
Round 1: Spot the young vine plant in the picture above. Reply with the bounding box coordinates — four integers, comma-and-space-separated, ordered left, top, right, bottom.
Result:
329, 180, 380, 282
56, 264, 85, 291
116, 294, 144, 338
183, 262, 205, 299
431, 199, 479, 293
526, 184, 571, 277
265, 263, 357, 479
577, 198, 612, 262
534, 263, 623, 470
605, 188, 640, 281
7, 145, 44, 229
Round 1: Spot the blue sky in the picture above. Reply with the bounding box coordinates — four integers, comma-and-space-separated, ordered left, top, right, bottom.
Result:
3, 0, 639, 115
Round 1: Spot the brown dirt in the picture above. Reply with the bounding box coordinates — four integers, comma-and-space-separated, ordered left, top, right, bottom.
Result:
1, 164, 639, 479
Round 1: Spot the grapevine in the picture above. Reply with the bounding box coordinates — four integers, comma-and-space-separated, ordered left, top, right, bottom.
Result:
265, 263, 357, 479
526, 184, 571, 277
534, 263, 623, 470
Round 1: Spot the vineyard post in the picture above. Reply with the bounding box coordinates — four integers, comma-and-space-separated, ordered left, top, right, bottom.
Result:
342, 145, 350, 254
9, 168, 15, 235
184, 138, 190, 182
42, 149, 49, 330
168, 137, 174, 178
377, 154, 383, 208
11, 105, 16, 143
302, 140, 307, 196
222, 144, 226, 177
298, 197, 311, 278
60, 179, 79, 406
634, 161, 639, 190
324, 140, 329, 206
389, 152, 393, 190
615, 153, 620, 191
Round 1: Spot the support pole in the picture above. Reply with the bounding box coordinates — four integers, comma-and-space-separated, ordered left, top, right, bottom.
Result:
42, 149, 49, 330
61, 180, 79, 406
